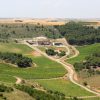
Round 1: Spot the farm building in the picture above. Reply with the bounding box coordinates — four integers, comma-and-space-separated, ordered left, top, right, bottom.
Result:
27, 36, 51, 46
38, 40, 51, 46
26, 40, 37, 45
53, 42, 63, 46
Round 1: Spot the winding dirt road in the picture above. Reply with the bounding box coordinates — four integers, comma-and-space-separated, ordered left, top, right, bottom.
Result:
24, 41, 100, 96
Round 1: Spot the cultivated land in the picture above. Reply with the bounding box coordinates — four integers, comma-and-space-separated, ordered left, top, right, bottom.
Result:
0, 20, 100, 99
0, 43, 66, 83
25, 41, 100, 96
0, 43, 33, 54
34, 79, 93, 96
0, 18, 66, 25
0, 42, 96, 99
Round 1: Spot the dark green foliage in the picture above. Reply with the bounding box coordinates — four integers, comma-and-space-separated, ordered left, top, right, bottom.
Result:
46, 49, 66, 57
57, 51, 66, 57
74, 51, 100, 72
0, 52, 32, 68
74, 62, 85, 71
55, 22, 100, 45
46, 49, 57, 56
0, 84, 13, 92
14, 84, 66, 100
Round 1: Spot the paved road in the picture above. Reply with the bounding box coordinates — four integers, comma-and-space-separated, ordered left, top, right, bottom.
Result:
24, 41, 100, 96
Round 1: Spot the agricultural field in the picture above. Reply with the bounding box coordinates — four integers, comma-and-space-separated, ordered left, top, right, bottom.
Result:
34, 79, 93, 97
0, 43, 33, 54
0, 43, 66, 83
0, 42, 95, 99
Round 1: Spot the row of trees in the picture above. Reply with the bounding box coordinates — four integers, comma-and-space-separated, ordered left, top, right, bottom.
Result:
74, 51, 100, 72
0, 52, 33, 68
55, 22, 100, 45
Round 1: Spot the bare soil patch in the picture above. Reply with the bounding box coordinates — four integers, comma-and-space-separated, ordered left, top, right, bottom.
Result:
31, 51, 41, 57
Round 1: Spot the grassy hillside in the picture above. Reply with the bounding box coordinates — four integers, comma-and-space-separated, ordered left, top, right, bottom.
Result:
67, 43, 100, 64
0, 43, 66, 83
35, 79, 93, 97
3, 89, 34, 100
0, 43, 96, 98
0, 43, 33, 54
67, 43, 100, 90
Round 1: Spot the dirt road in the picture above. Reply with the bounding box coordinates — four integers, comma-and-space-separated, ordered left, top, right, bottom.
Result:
14, 76, 22, 84
24, 41, 100, 96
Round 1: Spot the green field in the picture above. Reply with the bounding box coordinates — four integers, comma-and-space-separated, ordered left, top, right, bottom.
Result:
67, 43, 100, 64
34, 79, 93, 97
0, 43, 96, 97
0, 43, 66, 83
0, 43, 34, 54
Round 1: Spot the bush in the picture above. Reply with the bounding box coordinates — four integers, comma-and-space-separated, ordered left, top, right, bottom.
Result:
57, 51, 66, 57
0, 84, 13, 93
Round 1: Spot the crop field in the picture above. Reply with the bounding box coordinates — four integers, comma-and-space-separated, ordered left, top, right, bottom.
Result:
67, 43, 100, 64
0, 42, 97, 98
0, 43, 66, 83
34, 79, 93, 97
0, 43, 34, 54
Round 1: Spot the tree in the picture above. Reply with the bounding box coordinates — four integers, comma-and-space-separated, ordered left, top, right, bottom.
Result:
46, 49, 56, 56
